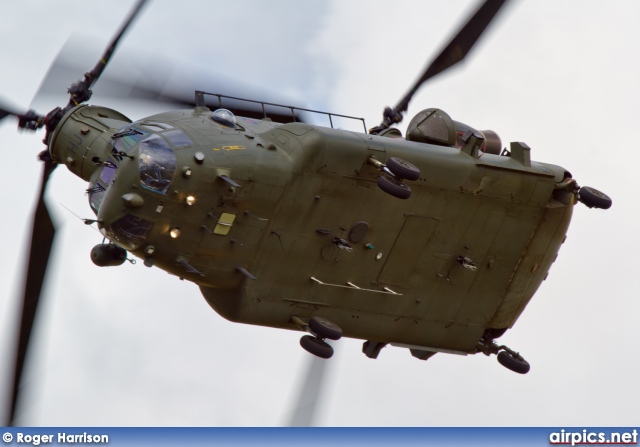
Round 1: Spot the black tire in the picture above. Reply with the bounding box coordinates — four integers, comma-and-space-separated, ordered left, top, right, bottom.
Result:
377, 175, 411, 200
386, 157, 421, 181
497, 351, 530, 374
309, 316, 343, 340
579, 186, 612, 209
300, 335, 334, 359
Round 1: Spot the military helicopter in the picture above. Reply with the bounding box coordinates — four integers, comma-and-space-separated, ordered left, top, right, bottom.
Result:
0, 0, 613, 426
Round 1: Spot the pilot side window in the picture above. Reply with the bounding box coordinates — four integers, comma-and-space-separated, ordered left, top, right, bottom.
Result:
139, 121, 174, 131
163, 129, 193, 148
88, 163, 117, 214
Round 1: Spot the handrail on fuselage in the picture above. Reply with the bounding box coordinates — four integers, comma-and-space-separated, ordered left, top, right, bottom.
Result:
194, 90, 368, 133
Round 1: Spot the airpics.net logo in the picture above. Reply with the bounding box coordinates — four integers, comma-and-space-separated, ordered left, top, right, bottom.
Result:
549, 429, 638, 446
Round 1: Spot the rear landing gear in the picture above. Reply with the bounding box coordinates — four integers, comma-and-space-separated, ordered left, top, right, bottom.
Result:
300, 335, 334, 359
369, 156, 421, 200
296, 316, 343, 359
477, 332, 530, 374
497, 350, 530, 374
377, 175, 412, 200
385, 157, 421, 181
308, 316, 343, 340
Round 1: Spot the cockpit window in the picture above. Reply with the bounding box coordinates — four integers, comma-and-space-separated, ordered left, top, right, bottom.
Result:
99, 163, 117, 184
138, 134, 177, 194
104, 214, 153, 250
88, 183, 107, 214
140, 121, 174, 131
112, 126, 147, 154
88, 163, 117, 215
163, 129, 193, 148
140, 123, 166, 131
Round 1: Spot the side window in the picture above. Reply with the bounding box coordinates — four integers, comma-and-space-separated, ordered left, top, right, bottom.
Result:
99, 164, 117, 184
163, 129, 193, 148
88, 182, 107, 214
88, 164, 117, 214
140, 121, 174, 131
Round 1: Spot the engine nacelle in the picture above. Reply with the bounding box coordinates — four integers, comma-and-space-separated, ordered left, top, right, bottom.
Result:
406, 108, 502, 155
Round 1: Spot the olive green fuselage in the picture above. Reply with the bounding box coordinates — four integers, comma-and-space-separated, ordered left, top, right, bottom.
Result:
51, 105, 573, 355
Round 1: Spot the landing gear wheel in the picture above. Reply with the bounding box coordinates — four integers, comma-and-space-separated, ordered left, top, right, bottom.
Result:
386, 157, 421, 181
497, 350, 530, 374
300, 335, 334, 359
309, 316, 343, 340
579, 186, 612, 209
377, 175, 411, 200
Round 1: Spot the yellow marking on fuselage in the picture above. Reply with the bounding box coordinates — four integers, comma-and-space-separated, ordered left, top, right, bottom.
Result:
214, 145, 247, 151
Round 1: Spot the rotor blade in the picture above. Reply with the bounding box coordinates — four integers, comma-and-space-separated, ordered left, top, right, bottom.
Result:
65, 0, 149, 107
288, 355, 329, 426
84, 0, 149, 91
7, 159, 57, 426
0, 100, 20, 122
32, 36, 308, 124
395, 0, 508, 114
0, 106, 17, 121
88, 50, 310, 123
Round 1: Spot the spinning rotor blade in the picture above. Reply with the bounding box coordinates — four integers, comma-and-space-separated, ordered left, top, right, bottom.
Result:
371, 0, 508, 133
33, 37, 306, 124
397, 0, 508, 112
65, 0, 149, 107
0, 103, 18, 121
7, 158, 57, 426
0, 102, 44, 130
288, 355, 329, 426
84, 0, 148, 91
4, 0, 149, 425
34, 0, 301, 122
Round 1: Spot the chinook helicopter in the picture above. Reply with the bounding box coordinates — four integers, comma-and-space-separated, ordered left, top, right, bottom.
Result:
1, 0, 613, 425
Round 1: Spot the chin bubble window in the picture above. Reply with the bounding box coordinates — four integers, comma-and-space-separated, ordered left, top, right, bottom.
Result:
105, 214, 153, 250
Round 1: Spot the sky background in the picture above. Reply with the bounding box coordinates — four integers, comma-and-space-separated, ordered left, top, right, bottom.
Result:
0, 0, 638, 426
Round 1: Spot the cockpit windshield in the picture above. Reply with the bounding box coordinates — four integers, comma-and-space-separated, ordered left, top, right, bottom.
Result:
138, 134, 177, 194
90, 123, 184, 217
